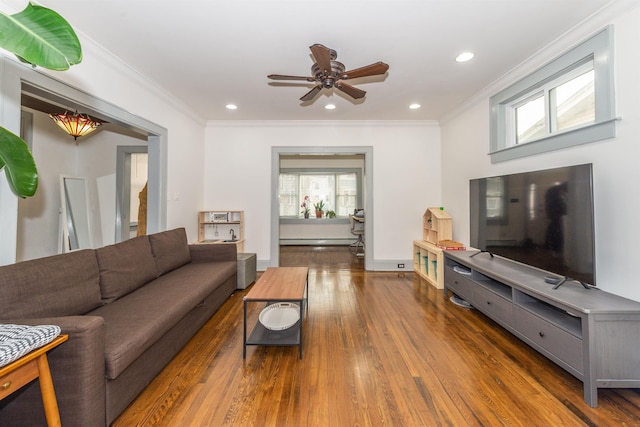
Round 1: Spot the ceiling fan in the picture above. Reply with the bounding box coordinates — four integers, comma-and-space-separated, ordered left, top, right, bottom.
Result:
267, 44, 389, 102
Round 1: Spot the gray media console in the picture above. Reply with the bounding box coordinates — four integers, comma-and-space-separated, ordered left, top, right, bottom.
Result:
443, 250, 640, 407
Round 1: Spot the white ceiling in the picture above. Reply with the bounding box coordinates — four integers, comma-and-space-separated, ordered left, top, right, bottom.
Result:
31, 0, 618, 122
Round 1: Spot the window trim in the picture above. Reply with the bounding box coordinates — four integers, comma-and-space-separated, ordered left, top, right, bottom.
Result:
490, 26, 616, 163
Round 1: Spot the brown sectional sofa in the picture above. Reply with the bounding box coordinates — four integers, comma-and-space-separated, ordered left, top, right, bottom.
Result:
0, 228, 237, 426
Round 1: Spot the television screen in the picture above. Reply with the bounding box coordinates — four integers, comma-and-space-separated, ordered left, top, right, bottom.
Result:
470, 164, 595, 286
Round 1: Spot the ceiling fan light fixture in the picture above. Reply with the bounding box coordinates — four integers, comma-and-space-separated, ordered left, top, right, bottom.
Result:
268, 44, 389, 103
49, 111, 101, 141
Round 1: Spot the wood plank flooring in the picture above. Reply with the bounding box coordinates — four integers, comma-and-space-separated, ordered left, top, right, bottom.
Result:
113, 247, 640, 426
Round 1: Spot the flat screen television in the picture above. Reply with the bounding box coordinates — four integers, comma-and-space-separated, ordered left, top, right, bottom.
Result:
470, 164, 595, 288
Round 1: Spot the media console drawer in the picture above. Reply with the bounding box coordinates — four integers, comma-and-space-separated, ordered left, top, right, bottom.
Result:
445, 269, 474, 301
473, 285, 512, 327
514, 306, 583, 374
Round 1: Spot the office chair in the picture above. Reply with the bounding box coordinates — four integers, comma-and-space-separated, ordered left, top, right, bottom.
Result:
349, 214, 365, 256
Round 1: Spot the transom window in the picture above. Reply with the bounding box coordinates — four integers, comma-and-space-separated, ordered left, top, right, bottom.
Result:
490, 26, 616, 162
511, 62, 595, 146
279, 169, 361, 218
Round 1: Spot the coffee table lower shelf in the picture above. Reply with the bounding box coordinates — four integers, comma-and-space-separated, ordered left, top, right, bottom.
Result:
245, 319, 302, 349
243, 303, 305, 359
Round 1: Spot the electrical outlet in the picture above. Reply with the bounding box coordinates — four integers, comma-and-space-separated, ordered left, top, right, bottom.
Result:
398, 263, 405, 268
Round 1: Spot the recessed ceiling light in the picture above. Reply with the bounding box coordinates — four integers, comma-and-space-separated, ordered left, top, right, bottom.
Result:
225, 104, 238, 110
325, 104, 336, 110
409, 103, 421, 110
456, 52, 474, 63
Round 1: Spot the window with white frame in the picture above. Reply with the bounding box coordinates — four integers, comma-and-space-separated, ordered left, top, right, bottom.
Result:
511, 61, 595, 146
279, 169, 361, 218
490, 26, 615, 162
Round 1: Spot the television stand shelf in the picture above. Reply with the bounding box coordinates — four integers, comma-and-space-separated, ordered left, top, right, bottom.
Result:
443, 250, 640, 407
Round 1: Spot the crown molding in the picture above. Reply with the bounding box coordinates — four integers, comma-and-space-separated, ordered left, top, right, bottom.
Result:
206, 119, 439, 128
75, 33, 207, 127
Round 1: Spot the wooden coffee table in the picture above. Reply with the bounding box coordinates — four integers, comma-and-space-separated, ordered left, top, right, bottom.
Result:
243, 267, 309, 359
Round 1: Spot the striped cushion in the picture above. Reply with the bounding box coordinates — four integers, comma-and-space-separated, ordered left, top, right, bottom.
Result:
0, 324, 61, 367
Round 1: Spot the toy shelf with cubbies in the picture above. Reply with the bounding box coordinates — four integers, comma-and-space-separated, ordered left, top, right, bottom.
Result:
413, 240, 445, 289
413, 207, 453, 289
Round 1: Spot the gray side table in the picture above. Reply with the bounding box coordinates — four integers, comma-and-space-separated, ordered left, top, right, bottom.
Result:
237, 253, 256, 289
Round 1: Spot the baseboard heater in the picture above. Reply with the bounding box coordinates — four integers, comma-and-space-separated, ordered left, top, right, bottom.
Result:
280, 238, 354, 246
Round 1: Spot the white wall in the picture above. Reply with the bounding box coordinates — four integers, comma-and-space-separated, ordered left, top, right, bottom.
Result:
205, 121, 441, 267
17, 110, 75, 260
440, 4, 640, 301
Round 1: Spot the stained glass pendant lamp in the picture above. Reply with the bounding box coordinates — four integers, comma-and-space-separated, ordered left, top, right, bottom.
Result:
49, 111, 102, 140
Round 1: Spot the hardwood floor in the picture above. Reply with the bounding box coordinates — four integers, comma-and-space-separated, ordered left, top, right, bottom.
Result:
113, 247, 640, 426
279, 245, 364, 271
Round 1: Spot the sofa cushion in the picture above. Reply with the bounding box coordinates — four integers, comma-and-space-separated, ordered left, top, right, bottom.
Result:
0, 249, 102, 318
96, 236, 158, 303
87, 260, 236, 379
148, 228, 191, 276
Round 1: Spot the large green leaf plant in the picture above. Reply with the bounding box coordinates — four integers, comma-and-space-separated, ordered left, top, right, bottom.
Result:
0, 2, 82, 197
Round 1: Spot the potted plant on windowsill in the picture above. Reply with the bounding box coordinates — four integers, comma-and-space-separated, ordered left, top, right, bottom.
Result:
300, 195, 311, 218
314, 200, 325, 218
0, 3, 82, 198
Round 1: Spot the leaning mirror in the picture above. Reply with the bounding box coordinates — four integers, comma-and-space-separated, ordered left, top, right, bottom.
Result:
60, 175, 93, 252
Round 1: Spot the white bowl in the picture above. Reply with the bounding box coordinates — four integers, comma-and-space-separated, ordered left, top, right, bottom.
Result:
258, 302, 300, 330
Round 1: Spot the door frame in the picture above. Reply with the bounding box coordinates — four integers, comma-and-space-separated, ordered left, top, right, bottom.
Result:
270, 146, 373, 269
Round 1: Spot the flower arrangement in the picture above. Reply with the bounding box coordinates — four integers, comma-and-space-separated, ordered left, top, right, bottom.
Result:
300, 195, 311, 218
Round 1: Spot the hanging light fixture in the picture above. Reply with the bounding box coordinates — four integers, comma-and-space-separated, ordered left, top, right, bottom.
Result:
49, 111, 102, 140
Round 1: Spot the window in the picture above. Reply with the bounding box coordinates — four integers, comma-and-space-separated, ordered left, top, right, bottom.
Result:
510, 62, 595, 146
279, 169, 361, 218
490, 26, 616, 162
515, 92, 546, 144
552, 68, 595, 132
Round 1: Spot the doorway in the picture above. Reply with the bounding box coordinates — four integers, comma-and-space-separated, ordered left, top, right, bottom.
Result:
116, 147, 148, 242
0, 57, 167, 264
270, 146, 373, 270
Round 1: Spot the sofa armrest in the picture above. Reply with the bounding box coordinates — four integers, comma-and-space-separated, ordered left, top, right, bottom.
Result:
0, 316, 106, 427
189, 243, 237, 263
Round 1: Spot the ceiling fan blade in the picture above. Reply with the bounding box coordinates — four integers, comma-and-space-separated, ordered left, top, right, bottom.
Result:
335, 81, 366, 99
300, 85, 323, 102
310, 44, 332, 74
340, 62, 389, 80
268, 74, 316, 82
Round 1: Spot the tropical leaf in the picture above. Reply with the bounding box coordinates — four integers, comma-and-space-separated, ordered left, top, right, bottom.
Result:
0, 3, 82, 70
0, 127, 38, 198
